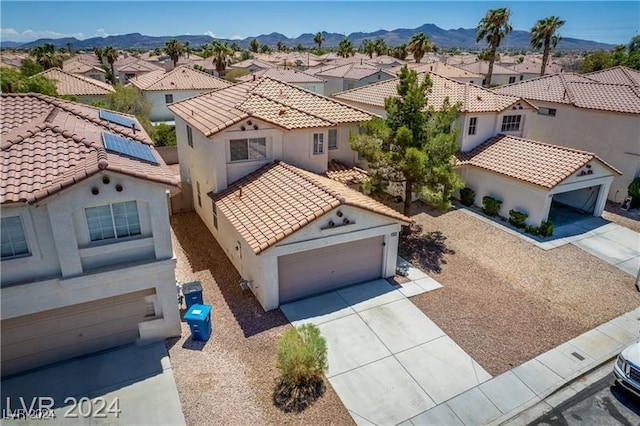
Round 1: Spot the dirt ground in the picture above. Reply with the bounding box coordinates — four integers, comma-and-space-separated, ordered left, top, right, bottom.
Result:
167, 212, 353, 426
399, 202, 640, 376
603, 200, 640, 233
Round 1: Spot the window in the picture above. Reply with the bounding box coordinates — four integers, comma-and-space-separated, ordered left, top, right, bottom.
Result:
229, 137, 267, 162
85, 201, 141, 242
519, 75, 524, 81
1, 216, 30, 259
212, 203, 218, 229
196, 181, 202, 208
468, 117, 478, 135
165, 94, 174, 104
328, 129, 338, 150
538, 107, 557, 117
313, 133, 324, 154
124, 73, 135, 82
508, 76, 516, 84
501, 115, 522, 132
187, 125, 193, 148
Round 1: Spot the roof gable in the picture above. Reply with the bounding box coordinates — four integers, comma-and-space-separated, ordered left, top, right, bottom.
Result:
37, 68, 115, 96
128, 65, 231, 91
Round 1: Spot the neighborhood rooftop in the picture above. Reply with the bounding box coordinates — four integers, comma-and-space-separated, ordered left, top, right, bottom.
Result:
168, 76, 372, 137
390, 61, 483, 79
456, 134, 621, 189
37, 68, 115, 96
128, 64, 231, 91
209, 161, 410, 254
584, 66, 640, 87
237, 67, 325, 83
494, 71, 640, 114
310, 62, 395, 80
333, 72, 531, 113
0, 93, 176, 204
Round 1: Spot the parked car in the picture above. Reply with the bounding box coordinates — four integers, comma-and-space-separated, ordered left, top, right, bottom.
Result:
614, 341, 640, 398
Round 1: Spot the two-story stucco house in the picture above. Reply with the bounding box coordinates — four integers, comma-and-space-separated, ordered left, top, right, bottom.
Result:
308, 62, 396, 96
237, 67, 326, 94
63, 55, 107, 83
168, 77, 410, 310
495, 67, 640, 202
129, 64, 231, 123
116, 56, 165, 85
37, 68, 115, 104
390, 61, 484, 85
0, 94, 181, 377
458, 61, 522, 87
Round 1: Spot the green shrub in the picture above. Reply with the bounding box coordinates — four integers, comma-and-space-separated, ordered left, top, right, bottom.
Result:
460, 187, 475, 207
508, 210, 528, 228
153, 123, 176, 147
482, 196, 502, 216
539, 220, 554, 237
525, 225, 539, 236
629, 177, 640, 207
276, 324, 327, 386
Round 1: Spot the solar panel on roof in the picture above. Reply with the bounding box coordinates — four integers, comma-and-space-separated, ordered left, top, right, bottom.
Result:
102, 132, 158, 165
99, 109, 139, 130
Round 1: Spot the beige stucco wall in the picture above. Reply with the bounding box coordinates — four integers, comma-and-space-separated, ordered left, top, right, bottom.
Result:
0, 172, 180, 341
524, 102, 640, 201
145, 90, 212, 122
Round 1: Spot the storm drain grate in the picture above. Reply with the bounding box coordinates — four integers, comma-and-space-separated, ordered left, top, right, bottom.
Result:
571, 352, 585, 361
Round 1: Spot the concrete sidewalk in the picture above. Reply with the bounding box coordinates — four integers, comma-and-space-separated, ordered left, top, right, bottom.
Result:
406, 307, 640, 426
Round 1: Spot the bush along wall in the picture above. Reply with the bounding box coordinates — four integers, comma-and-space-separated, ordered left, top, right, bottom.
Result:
508, 210, 528, 228
460, 187, 475, 207
482, 196, 502, 216
629, 177, 640, 208
539, 220, 554, 237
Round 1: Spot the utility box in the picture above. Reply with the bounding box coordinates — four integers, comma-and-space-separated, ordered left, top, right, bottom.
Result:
182, 281, 203, 309
183, 304, 212, 341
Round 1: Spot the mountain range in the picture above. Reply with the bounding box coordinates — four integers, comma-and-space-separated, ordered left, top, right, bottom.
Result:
5, 23, 614, 51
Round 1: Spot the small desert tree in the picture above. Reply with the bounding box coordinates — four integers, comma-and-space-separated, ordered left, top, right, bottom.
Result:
350, 66, 463, 217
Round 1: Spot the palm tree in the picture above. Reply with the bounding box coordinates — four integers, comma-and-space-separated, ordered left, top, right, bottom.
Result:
296, 43, 305, 52
530, 16, 565, 76
102, 46, 119, 84
337, 39, 355, 58
30, 44, 63, 69
408, 33, 434, 63
249, 38, 260, 53
211, 41, 233, 76
314, 32, 324, 50
201, 43, 213, 58
66, 42, 73, 55
184, 41, 191, 58
362, 39, 376, 58
94, 47, 104, 63
164, 39, 185, 68
374, 39, 387, 57
476, 7, 512, 87
391, 44, 408, 60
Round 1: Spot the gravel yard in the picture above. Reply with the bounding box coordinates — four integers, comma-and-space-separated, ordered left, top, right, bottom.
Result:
399, 203, 640, 376
603, 200, 640, 233
167, 212, 353, 426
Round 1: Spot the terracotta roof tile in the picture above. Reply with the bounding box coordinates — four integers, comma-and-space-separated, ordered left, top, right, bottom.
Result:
390, 61, 483, 80
1, 93, 177, 205
333, 72, 531, 113
311, 63, 394, 80
237, 67, 325, 83
456, 135, 621, 188
585, 66, 640, 87
325, 160, 369, 185
128, 64, 231, 91
37, 68, 115, 96
169, 77, 372, 136
458, 61, 520, 76
210, 161, 410, 254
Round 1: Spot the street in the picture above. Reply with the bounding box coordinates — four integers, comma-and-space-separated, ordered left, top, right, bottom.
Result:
528, 373, 640, 425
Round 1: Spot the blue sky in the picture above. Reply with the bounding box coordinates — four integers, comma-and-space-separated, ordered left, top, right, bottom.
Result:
1, 1, 638, 45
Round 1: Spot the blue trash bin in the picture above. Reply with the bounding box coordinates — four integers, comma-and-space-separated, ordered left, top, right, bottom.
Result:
184, 304, 212, 341
182, 281, 203, 309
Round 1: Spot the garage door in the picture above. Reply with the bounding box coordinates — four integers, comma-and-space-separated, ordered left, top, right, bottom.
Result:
278, 236, 385, 303
1, 288, 155, 377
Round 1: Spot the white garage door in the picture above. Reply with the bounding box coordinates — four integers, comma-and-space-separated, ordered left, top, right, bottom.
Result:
1, 288, 155, 377
278, 236, 385, 303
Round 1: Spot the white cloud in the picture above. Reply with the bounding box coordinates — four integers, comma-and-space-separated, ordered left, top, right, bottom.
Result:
203, 31, 243, 40
230, 35, 243, 40
204, 31, 216, 38
95, 28, 108, 38
0, 27, 85, 42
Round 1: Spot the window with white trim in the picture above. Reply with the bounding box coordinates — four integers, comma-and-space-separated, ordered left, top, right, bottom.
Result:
187, 125, 193, 148
508, 76, 516, 84
1, 216, 30, 259
328, 129, 338, 150
313, 133, 324, 154
229, 138, 267, 162
537, 107, 557, 117
501, 115, 522, 132
196, 181, 202, 207
85, 201, 141, 242
165, 94, 174, 104
468, 117, 478, 135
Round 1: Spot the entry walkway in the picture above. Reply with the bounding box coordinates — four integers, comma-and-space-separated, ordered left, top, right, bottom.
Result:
281, 264, 491, 426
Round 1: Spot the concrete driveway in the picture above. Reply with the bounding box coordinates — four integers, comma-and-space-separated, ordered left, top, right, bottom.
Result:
0, 342, 185, 425
281, 277, 491, 426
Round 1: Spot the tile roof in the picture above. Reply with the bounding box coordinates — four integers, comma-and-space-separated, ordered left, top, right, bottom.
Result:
63, 54, 102, 68
117, 58, 165, 73
229, 59, 276, 70
584, 66, 640, 87
333, 72, 531, 113
210, 161, 410, 254
128, 65, 231, 91
390, 61, 483, 80
1, 93, 177, 204
311, 63, 394, 80
237, 67, 325, 83
37, 68, 115, 96
168, 76, 373, 137
458, 61, 520, 76
494, 72, 640, 114
456, 134, 620, 189
325, 161, 369, 185
508, 61, 563, 75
